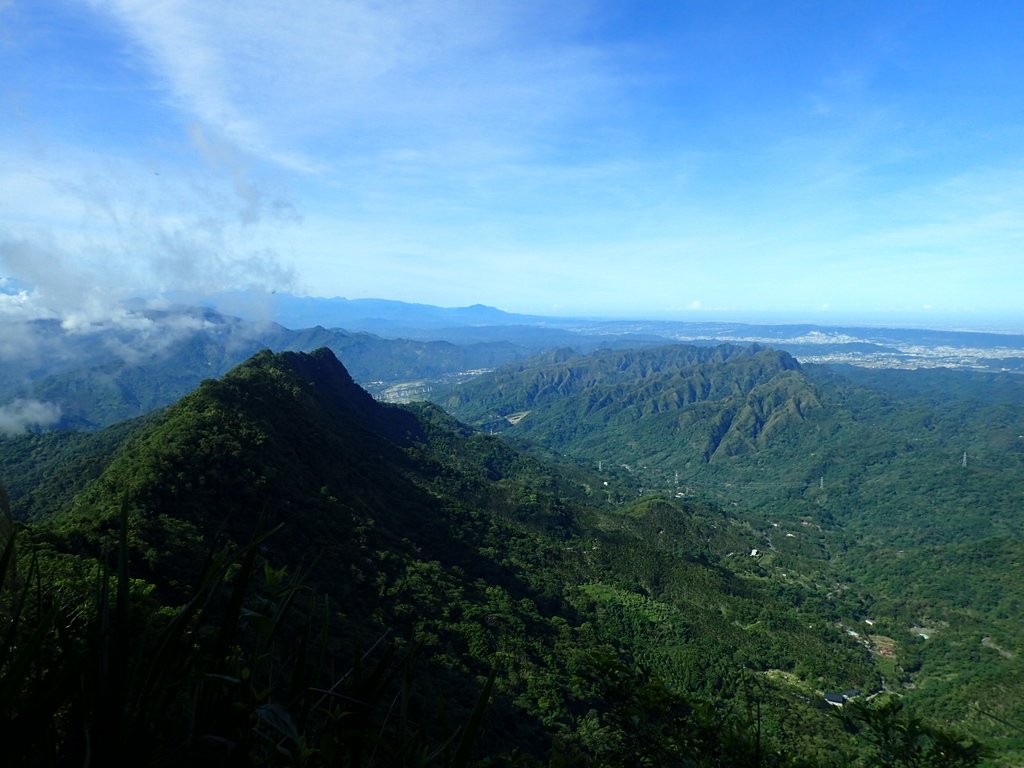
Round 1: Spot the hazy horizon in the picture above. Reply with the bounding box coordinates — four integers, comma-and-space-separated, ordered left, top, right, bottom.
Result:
5, 276, 1024, 336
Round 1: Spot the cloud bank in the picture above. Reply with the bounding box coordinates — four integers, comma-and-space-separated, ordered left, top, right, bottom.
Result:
0, 136, 297, 327
0, 399, 61, 435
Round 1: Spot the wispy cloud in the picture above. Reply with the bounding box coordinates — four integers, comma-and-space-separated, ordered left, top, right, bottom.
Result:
0, 398, 61, 435
93, 0, 613, 172
0, 134, 298, 325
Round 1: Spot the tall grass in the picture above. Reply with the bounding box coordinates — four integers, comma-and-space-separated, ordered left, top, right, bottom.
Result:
0, 496, 493, 766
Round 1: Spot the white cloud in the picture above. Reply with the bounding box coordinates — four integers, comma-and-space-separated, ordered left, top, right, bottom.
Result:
0, 398, 61, 435
0, 286, 48, 318
0, 320, 46, 370
0, 136, 298, 325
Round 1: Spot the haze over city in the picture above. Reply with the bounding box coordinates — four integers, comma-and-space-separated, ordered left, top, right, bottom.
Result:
1, 1, 1023, 328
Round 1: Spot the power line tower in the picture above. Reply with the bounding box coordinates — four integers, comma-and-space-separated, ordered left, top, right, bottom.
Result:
962, 451, 968, 468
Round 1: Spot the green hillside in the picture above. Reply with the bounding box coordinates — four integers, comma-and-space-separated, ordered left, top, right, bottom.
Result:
1, 348, 986, 766
440, 343, 817, 462
440, 343, 1024, 762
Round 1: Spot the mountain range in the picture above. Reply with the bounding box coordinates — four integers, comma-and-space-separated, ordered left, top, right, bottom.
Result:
3, 295, 1023, 435
2, 295, 1023, 764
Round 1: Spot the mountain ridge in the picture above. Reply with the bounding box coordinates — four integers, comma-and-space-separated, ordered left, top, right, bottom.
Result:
442, 343, 819, 463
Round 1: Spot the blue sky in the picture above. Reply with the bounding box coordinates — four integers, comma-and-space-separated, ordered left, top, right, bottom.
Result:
1, 1, 1023, 326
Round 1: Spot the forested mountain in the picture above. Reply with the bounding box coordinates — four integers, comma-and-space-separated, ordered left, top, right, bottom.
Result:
439, 343, 1024, 762
0, 348, 989, 766
5, 298, 1022, 435
440, 343, 818, 462
0, 307, 536, 429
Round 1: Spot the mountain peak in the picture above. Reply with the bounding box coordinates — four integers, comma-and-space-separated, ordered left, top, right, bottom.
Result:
217, 346, 387, 432
243, 346, 357, 388
69, 346, 421, 578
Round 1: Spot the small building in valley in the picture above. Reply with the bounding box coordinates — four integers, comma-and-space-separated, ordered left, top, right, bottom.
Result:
824, 692, 845, 707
